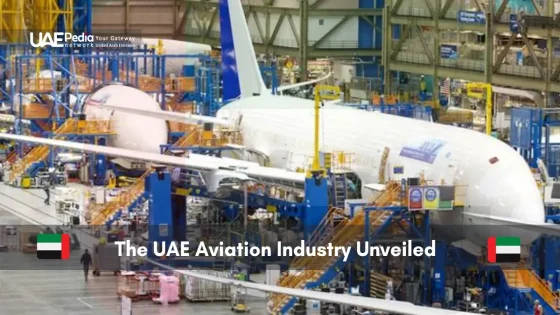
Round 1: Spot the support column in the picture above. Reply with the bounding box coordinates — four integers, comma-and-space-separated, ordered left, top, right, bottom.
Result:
382, 6, 391, 95
299, 0, 309, 81
358, 0, 376, 78
545, 0, 554, 107
484, 10, 494, 83
432, 241, 447, 303
147, 170, 173, 258
303, 177, 328, 241
93, 137, 106, 186
172, 194, 186, 243
432, 0, 440, 103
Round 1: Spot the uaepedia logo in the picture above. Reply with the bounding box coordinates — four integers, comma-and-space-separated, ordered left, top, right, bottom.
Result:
29, 32, 94, 48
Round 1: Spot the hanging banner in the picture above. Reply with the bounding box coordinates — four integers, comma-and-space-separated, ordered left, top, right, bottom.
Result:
440, 45, 458, 60
408, 187, 423, 210
457, 11, 486, 24
510, 14, 519, 33
423, 187, 440, 210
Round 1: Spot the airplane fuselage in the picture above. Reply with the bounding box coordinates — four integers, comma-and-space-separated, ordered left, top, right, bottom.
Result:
217, 95, 545, 248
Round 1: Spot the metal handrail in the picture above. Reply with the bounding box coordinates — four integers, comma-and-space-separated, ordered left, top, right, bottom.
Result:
272, 183, 402, 310
90, 126, 199, 225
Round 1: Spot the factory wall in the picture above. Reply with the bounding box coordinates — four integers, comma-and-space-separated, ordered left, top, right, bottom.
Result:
92, 0, 177, 38
185, 0, 360, 49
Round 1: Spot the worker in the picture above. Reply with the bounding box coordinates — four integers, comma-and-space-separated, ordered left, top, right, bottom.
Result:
43, 177, 52, 205
266, 299, 274, 314
534, 300, 542, 315
80, 249, 93, 282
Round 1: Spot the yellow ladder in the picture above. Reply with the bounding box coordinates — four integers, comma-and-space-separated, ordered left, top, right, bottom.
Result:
90, 126, 200, 225
271, 182, 401, 313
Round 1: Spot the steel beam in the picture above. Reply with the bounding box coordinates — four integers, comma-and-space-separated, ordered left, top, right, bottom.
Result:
299, 0, 309, 81
183, 36, 381, 58
494, 0, 509, 21
387, 61, 560, 93
390, 25, 410, 60
311, 16, 351, 48
519, 34, 545, 78
287, 14, 300, 47
204, 9, 218, 39
415, 26, 433, 65
251, 11, 266, 44
390, 16, 560, 37
439, 0, 454, 18
492, 34, 516, 72
391, 0, 404, 15
184, 1, 381, 17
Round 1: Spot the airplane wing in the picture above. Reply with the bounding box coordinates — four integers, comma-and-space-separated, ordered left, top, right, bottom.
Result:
91, 103, 232, 127
463, 212, 560, 237
148, 259, 474, 315
0, 133, 303, 187
276, 73, 333, 93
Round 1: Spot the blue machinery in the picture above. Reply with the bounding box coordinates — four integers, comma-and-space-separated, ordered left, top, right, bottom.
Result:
510, 107, 560, 177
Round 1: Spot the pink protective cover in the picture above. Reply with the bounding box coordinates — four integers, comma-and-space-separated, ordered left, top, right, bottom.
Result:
158, 275, 180, 303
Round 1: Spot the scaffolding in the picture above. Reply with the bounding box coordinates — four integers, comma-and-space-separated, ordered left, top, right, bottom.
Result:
0, 0, 25, 43
30, 0, 74, 34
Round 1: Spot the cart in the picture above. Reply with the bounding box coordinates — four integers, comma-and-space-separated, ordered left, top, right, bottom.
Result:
231, 286, 250, 313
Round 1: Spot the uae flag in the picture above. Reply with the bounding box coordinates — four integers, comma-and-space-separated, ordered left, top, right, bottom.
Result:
37, 234, 71, 260
487, 236, 520, 263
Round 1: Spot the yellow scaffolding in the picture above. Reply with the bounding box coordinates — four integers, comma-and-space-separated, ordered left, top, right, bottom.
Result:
31, 0, 74, 34
0, 0, 25, 42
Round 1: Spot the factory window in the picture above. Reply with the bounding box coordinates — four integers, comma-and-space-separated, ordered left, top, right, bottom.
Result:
319, 19, 324, 26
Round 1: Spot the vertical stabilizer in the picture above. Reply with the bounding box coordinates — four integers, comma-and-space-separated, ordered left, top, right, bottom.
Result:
219, 0, 268, 101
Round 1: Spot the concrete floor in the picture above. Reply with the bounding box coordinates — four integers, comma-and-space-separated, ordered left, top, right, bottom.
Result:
0, 269, 266, 315
0, 184, 267, 315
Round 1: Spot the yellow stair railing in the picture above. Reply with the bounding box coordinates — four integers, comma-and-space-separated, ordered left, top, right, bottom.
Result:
8, 119, 115, 184
519, 269, 559, 311
90, 126, 200, 225
8, 120, 74, 183
503, 269, 559, 311
370, 272, 392, 298
271, 182, 402, 313
502, 269, 525, 288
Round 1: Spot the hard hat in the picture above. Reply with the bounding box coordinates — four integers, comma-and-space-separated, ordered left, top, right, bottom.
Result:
534, 300, 539, 304
48, 167, 55, 172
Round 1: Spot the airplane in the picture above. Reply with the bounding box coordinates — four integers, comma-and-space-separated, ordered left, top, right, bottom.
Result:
2, 0, 558, 249
83, 0, 560, 250
0, 0, 556, 313
130, 38, 212, 75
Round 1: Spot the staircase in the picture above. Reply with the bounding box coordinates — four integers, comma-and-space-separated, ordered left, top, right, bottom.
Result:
370, 272, 392, 298
271, 182, 402, 314
331, 172, 347, 208
8, 121, 74, 184
90, 126, 201, 225
503, 269, 560, 314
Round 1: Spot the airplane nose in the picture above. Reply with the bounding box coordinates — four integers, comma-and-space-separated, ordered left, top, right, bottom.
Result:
470, 155, 544, 224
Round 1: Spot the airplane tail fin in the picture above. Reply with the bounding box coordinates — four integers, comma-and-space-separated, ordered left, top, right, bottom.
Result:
219, 0, 268, 101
